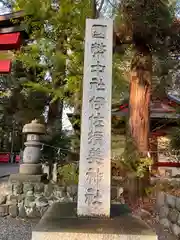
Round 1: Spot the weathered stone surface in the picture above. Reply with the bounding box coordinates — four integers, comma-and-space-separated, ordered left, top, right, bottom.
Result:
44, 184, 54, 198
156, 192, 165, 208
35, 196, 49, 208
18, 203, 27, 218
176, 197, 180, 212
24, 196, 35, 208
60, 196, 73, 203
0, 195, 6, 204
26, 190, 34, 196
7, 183, 13, 194
177, 213, 180, 226
23, 119, 46, 134
159, 205, 169, 219
23, 145, 41, 164
166, 194, 176, 208
34, 183, 44, 194
23, 183, 34, 193
48, 196, 59, 205
39, 206, 49, 217
0, 204, 9, 217
168, 208, 179, 223
34, 192, 44, 198
7, 195, 18, 205
66, 186, 78, 198
171, 224, 180, 237
26, 206, 41, 218
54, 186, 65, 199
18, 194, 25, 202
9, 205, 18, 217
77, 19, 112, 217
13, 182, 23, 195
159, 218, 170, 229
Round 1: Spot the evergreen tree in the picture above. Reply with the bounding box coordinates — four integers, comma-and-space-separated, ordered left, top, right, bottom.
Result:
113, 1, 180, 175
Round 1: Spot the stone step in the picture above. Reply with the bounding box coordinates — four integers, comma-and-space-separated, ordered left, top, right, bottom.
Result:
32, 202, 157, 240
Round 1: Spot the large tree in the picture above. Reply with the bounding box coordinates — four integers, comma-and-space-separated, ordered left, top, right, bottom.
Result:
113, 0, 180, 174
12, 0, 95, 130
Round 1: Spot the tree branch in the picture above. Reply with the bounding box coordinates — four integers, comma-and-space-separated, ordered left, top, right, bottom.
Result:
92, 0, 97, 18
97, 0, 105, 13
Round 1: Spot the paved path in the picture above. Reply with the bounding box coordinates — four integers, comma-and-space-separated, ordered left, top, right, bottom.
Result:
0, 163, 19, 178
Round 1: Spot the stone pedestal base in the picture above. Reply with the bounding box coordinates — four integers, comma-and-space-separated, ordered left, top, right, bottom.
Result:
19, 164, 42, 175
32, 202, 157, 240
9, 173, 47, 183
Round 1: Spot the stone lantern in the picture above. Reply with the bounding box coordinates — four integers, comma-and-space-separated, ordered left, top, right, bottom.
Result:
19, 119, 46, 175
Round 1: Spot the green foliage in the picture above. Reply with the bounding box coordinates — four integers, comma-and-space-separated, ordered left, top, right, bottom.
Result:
12, 0, 93, 108
0, 59, 48, 152
120, 0, 175, 51
58, 163, 78, 185
121, 133, 153, 177
42, 131, 71, 161
10, 0, 129, 110
112, 51, 130, 103
136, 157, 153, 178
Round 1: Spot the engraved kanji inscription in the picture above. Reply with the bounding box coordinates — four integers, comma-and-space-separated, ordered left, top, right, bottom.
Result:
78, 19, 113, 217
86, 167, 103, 185
90, 77, 105, 91
91, 24, 107, 39
85, 188, 103, 206
94, 113, 104, 128
88, 130, 103, 145
91, 41, 106, 58
91, 61, 105, 73
89, 96, 105, 110
86, 147, 104, 164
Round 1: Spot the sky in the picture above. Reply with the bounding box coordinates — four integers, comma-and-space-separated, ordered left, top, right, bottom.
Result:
0, 2, 10, 15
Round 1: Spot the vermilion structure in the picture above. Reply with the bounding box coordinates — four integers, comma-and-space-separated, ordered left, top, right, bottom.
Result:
0, 10, 28, 73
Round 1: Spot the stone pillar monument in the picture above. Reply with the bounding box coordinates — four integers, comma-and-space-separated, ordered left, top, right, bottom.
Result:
19, 119, 46, 175
77, 19, 113, 217
32, 19, 157, 240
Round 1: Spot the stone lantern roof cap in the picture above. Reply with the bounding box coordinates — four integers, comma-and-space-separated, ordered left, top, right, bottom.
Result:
22, 119, 46, 134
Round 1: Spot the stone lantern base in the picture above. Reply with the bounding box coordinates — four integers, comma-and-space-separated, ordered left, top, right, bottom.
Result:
19, 163, 42, 175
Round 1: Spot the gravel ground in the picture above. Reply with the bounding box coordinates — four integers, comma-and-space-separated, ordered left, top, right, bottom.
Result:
0, 217, 38, 240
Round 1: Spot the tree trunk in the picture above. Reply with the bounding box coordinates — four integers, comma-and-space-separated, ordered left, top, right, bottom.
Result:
129, 45, 152, 156
47, 100, 63, 134
127, 44, 152, 197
